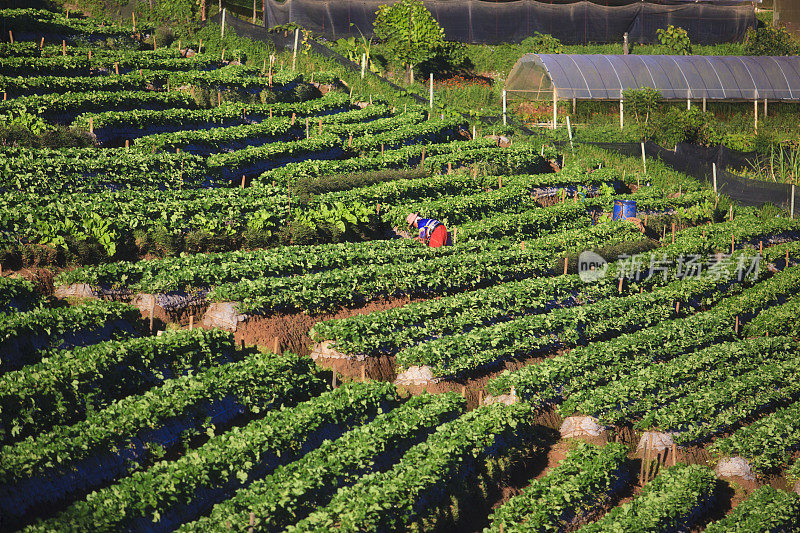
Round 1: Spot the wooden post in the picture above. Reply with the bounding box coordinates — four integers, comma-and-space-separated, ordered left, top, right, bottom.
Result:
729, 205, 733, 221
149, 301, 155, 332
478, 390, 484, 405
62, 39, 66, 56
318, 118, 322, 135
675, 300, 680, 313
8, 30, 13, 44
273, 336, 280, 354
759, 240, 763, 254
249, 512, 255, 533
702, 97, 706, 112
132, 12, 136, 32
619, 91, 624, 130
253, 0, 258, 23
452, 227, 457, 244
360, 364, 366, 382
447, 162, 452, 174
125, 139, 130, 149
499, 176, 503, 188
671, 222, 675, 243
381, 143, 384, 155
332, 370, 337, 388
221, 8, 226, 37
291, 112, 295, 124
114, 61, 119, 75
348, 134, 352, 147
618, 277, 623, 294
221, 47, 225, 62
189, 315, 194, 330
198, 39, 202, 54
731, 234, 735, 253
735, 315, 739, 334
461, 385, 466, 398
644, 213, 648, 226
40, 37, 44, 49
153, 33, 157, 51
564, 256, 569, 275
421, 146, 426, 168
89, 117, 94, 134
305, 118, 309, 139
791, 184, 796, 219
552, 88, 557, 129
241, 175, 246, 188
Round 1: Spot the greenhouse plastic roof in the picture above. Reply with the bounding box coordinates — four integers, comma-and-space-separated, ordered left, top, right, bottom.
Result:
506, 54, 800, 101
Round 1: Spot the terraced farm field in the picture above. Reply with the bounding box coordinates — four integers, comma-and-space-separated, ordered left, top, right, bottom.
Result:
2, 7, 800, 532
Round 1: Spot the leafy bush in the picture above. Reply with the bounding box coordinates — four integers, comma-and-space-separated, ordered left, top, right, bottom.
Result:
622, 87, 661, 126
521, 32, 563, 54
745, 25, 800, 56
373, 0, 444, 81
644, 107, 717, 147
656, 25, 692, 55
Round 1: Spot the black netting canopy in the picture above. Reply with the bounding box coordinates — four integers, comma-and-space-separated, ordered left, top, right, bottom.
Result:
505, 54, 800, 101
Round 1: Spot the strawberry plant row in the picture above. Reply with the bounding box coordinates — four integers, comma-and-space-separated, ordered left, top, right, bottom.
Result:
711, 400, 800, 475
0, 276, 39, 314
0, 300, 140, 371
0, 352, 325, 529
289, 402, 545, 532
704, 486, 800, 533
0, 89, 197, 121
486, 442, 629, 533
562, 336, 797, 429
178, 393, 466, 533
71, 92, 350, 133
57, 239, 465, 294
487, 259, 800, 403
0, 328, 236, 444
576, 464, 716, 532
25, 382, 397, 533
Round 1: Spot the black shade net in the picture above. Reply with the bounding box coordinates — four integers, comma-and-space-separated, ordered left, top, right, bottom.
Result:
264, 0, 756, 45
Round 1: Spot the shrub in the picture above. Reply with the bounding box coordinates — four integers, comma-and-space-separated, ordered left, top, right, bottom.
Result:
656, 25, 692, 55
745, 25, 800, 56
622, 87, 662, 126
521, 32, 563, 54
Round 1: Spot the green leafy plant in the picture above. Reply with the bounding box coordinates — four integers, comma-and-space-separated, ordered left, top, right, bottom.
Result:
373, 0, 445, 83
657, 25, 692, 55
622, 87, 661, 126
744, 24, 800, 56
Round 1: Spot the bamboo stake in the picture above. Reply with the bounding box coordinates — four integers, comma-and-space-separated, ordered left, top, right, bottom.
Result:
149, 300, 155, 331
273, 336, 280, 354
735, 315, 739, 334
360, 364, 366, 382
618, 277, 623, 294
241, 175, 246, 189
249, 512, 255, 533
671, 443, 677, 467
115, 61, 119, 75
8, 30, 13, 44
189, 315, 194, 330
40, 37, 44, 49
671, 222, 676, 243
62, 40, 66, 56
731, 234, 735, 254
564, 256, 568, 275
132, 12, 136, 32
318, 118, 322, 135
89, 117, 94, 134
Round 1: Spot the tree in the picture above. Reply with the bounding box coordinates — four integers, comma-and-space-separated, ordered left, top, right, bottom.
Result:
373, 0, 444, 84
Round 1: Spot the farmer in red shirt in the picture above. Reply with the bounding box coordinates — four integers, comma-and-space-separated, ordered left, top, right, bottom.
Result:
405, 212, 450, 248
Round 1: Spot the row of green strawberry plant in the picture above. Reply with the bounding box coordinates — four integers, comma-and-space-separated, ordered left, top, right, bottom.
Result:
744, 293, 800, 344
395, 255, 754, 379
24, 382, 396, 533
324, 107, 425, 137
0, 148, 208, 194
0, 67, 300, 99
0, 89, 197, 121
486, 442, 629, 533
705, 486, 800, 533
256, 138, 500, 185
1, 300, 140, 371
642, 341, 800, 443
0, 276, 39, 314
576, 465, 716, 532
205, 221, 644, 315
71, 91, 349, 133
288, 402, 546, 532
0, 54, 220, 77
0, 328, 236, 444
0, 8, 133, 42
207, 133, 345, 180
56, 238, 465, 294
486, 253, 800, 402
131, 104, 393, 154
178, 393, 466, 532
0, 184, 289, 257
561, 336, 798, 434
348, 115, 465, 153
0, 351, 326, 530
